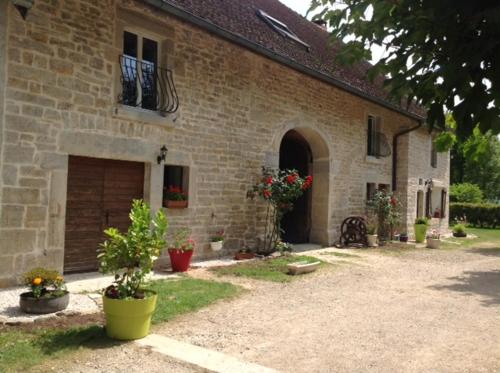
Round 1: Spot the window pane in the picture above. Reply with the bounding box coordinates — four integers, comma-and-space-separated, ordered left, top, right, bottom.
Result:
123, 31, 138, 58
367, 116, 374, 156
141, 38, 158, 110
142, 38, 158, 63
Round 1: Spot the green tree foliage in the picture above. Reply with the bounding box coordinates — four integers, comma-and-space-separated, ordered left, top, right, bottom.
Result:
449, 183, 484, 203
310, 0, 500, 139
451, 127, 500, 202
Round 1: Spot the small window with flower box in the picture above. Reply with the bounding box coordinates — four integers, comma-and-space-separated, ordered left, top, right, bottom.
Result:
163, 165, 189, 209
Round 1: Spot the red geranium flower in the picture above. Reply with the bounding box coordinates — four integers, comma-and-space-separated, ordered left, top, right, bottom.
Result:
262, 189, 272, 198
286, 173, 298, 184
390, 196, 398, 206
302, 175, 313, 190
266, 176, 273, 185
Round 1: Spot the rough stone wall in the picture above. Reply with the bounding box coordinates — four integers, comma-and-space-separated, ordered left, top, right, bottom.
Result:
0, 0, 447, 285
404, 128, 450, 237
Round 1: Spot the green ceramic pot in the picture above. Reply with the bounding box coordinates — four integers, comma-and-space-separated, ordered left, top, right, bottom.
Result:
414, 224, 428, 243
103, 291, 157, 340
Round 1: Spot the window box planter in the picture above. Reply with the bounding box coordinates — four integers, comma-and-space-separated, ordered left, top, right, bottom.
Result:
234, 252, 255, 260
19, 291, 69, 314
165, 200, 188, 209
210, 241, 223, 251
287, 261, 321, 275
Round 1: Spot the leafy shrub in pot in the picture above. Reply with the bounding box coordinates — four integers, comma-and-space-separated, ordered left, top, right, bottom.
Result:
452, 224, 467, 237
98, 199, 168, 340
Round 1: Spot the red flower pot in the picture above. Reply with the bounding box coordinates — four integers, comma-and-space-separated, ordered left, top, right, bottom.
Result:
168, 249, 193, 272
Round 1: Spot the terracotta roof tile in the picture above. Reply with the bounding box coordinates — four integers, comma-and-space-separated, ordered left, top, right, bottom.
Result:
158, 0, 424, 118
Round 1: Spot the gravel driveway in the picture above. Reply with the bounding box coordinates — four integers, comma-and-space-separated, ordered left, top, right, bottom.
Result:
44, 246, 500, 373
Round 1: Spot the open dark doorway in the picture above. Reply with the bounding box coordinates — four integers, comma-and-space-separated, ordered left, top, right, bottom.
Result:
279, 130, 312, 243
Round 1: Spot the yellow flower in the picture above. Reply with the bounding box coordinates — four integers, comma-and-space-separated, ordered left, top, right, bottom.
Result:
56, 275, 64, 282
32, 277, 42, 286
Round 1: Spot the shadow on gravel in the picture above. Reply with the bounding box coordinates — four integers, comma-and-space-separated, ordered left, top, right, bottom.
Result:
465, 247, 500, 257
429, 270, 500, 307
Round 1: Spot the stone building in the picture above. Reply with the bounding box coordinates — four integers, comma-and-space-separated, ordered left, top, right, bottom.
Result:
0, 0, 449, 286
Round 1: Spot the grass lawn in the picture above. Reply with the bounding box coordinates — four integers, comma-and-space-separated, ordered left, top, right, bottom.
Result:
211, 255, 325, 283
441, 227, 500, 250
0, 278, 240, 373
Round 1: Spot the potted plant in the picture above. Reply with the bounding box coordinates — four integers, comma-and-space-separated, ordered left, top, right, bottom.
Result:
168, 228, 195, 272
164, 186, 188, 209
452, 224, 467, 237
210, 230, 225, 251
399, 232, 409, 242
366, 225, 378, 247
19, 268, 69, 314
234, 247, 255, 260
97, 199, 168, 340
426, 229, 441, 249
414, 217, 429, 243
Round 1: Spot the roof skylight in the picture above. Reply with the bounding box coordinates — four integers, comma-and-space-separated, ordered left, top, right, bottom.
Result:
256, 9, 310, 51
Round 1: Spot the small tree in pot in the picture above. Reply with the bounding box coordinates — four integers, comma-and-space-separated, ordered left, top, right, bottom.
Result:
97, 199, 168, 340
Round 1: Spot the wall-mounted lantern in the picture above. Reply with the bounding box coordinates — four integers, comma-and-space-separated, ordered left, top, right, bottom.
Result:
11, 0, 34, 19
157, 145, 168, 164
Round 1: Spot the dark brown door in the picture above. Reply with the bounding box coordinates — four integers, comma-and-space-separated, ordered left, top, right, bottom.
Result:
64, 156, 144, 273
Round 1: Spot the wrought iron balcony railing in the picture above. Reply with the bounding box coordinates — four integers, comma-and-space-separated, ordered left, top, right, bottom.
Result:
119, 54, 179, 114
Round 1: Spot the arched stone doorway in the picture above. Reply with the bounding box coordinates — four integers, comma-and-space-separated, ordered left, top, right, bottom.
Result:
279, 130, 312, 243
276, 126, 331, 245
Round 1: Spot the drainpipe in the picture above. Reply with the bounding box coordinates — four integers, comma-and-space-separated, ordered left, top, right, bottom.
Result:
392, 121, 423, 191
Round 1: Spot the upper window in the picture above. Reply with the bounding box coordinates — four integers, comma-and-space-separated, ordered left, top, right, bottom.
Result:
256, 9, 310, 51
430, 140, 438, 168
119, 31, 179, 113
367, 115, 380, 157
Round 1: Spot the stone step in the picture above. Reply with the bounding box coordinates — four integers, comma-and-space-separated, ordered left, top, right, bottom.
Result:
136, 334, 279, 373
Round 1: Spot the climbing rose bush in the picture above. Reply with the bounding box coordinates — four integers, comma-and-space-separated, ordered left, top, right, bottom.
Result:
248, 168, 312, 253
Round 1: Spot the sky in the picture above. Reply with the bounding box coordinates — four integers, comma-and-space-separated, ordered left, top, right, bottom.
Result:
277, 0, 386, 63
278, 0, 311, 16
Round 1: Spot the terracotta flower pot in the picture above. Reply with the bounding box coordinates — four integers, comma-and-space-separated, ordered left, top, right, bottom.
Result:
19, 291, 69, 314
168, 248, 193, 272
165, 200, 188, 209
234, 252, 255, 260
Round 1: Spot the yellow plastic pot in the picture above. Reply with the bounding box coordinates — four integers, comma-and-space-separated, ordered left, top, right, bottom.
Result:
414, 224, 428, 243
103, 291, 157, 340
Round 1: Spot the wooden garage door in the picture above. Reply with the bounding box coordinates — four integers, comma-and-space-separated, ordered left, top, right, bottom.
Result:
64, 156, 144, 273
